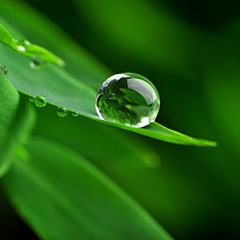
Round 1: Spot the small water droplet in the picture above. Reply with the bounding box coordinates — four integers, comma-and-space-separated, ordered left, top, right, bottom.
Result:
95, 73, 160, 128
72, 112, 79, 117
57, 107, 68, 117
29, 96, 36, 103
2, 44, 5, 47
29, 56, 46, 70
0, 64, 8, 77
16, 39, 31, 52
35, 95, 47, 108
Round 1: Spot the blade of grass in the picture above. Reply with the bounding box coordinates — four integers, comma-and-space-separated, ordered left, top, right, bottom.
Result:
0, 76, 36, 177
0, 5, 216, 147
0, 23, 64, 67
1, 136, 174, 240
0, 1, 111, 90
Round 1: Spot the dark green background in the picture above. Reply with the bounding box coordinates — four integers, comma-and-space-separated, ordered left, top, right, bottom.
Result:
1, 0, 240, 239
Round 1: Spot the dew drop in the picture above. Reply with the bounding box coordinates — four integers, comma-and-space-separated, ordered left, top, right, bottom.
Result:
35, 95, 47, 108
57, 107, 68, 117
72, 112, 79, 117
29, 96, 36, 103
95, 73, 160, 128
16, 39, 31, 52
0, 64, 8, 77
29, 56, 46, 70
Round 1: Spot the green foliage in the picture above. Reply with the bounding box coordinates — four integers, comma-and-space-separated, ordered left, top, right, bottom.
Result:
0, 23, 64, 67
2, 0, 239, 239
2, 136, 173, 240
0, 8, 216, 146
0, 76, 35, 177
0, 76, 19, 176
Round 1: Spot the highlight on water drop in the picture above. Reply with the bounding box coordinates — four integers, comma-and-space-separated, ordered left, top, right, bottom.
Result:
35, 95, 47, 108
72, 112, 79, 117
29, 56, 46, 70
95, 73, 160, 128
0, 64, 8, 77
57, 107, 68, 117
16, 39, 31, 52
29, 96, 36, 103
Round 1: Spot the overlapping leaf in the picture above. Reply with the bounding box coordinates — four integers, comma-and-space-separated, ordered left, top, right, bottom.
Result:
2, 136, 174, 240
0, 76, 35, 177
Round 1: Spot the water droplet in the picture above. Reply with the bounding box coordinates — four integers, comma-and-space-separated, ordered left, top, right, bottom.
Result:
57, 107, 68, 117
16, 39, 31, 52
29, 96, 36, 103
2, 44, 5, 47
0, 64, 7, 77
95, 73, 160, 128
29, 56, 46, 70
72, 112, 79, 117
35, 95, 47, 108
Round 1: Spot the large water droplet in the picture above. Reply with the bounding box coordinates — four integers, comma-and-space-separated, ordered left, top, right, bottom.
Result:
72, 112, 79, 117
95, 73, 160, 128
57, 107, 68, 117
29, 96, 36, 103
35, 96, 47, 107
29, 56, 46, 70
0, 64, 8, 77
16, 40, 31, 52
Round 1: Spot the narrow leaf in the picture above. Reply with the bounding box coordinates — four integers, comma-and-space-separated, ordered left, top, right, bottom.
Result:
1, 136, 174, 240
94, 119, 217, 147
0, 23, 64, 67
0, 6, 216, 147
0, 76, 36, 177
0, 76, 19, 176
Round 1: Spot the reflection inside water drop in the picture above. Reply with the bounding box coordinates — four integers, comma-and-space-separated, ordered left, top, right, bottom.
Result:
72, 112, 79, 117
95, 73, 160, 128
29, 96, 36, 103
57, 107, 68, 117
35, 95, 47, 108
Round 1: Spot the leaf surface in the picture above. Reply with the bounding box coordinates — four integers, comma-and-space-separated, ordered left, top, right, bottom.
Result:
0, 2, 216, 146
0, 23, 64, 67
1, 136, 174, 240
0, 76, 35, 176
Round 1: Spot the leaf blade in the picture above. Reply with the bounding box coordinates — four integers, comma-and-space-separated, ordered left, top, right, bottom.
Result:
1, 136, 174, 240
0, 77, 36, 176
0, 23, 64, 67
0, 76, 19, 176
94, 120, 217, 147
0, 4, 216, 147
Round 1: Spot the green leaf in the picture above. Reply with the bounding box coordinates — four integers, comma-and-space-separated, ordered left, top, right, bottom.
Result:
0, 3, 216, 147
32, 102, 161, 169
100, 122, 217, 147
0, 76, 19, 176
1, 136, 174, 240
0, 23, 65, 67
0, 76, 36, 177
0, 1, 110, 90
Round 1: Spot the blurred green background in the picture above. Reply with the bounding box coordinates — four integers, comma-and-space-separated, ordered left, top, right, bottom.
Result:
1, 0, 240, 239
